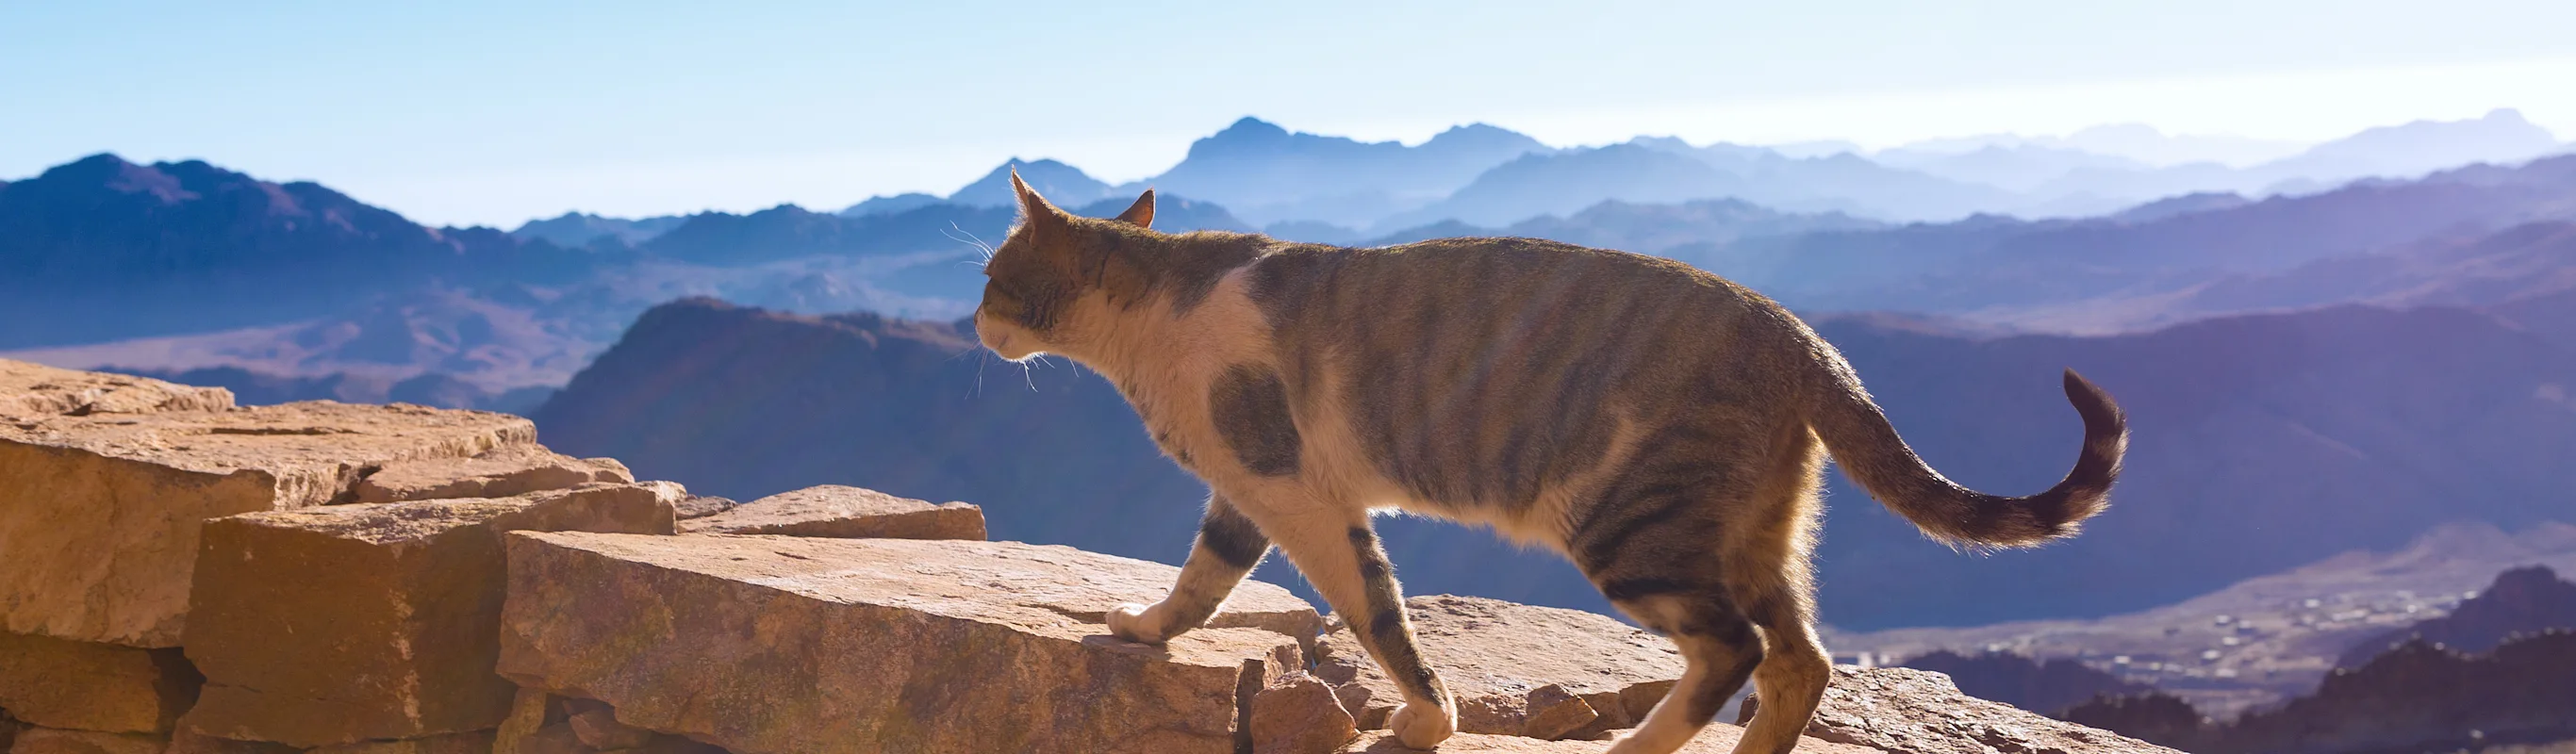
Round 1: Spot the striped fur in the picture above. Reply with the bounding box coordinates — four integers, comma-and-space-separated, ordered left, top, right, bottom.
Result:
973, 173, 2128, 754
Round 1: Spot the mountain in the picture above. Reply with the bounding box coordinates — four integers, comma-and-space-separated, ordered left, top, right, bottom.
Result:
838, 192, 943, 218
532, 296, 2576, 636
1365, 197, 1881, 253
948, 158, 1115, 208
1140, 117, 1553, 227
2334, 566, 2576, 669
1380, 139, 2019, 229
2067, 628, 2576, 754
1894, 650, 2151, 716
1872, 143, 2150, 193
1690, 155, 2576, 328
1832, 521, 2576, 715
0, 154, 595, 349
510, 211, 686, 247
2254, 108, 2565, 190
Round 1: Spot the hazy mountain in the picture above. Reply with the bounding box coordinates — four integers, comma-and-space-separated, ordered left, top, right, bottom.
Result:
1871, 143, 2150, 193
510, 211, 686, 247
1139, 117, 1554, 227
2334, 566, 2576, 669
1837, 521, 2576, 716
530, 295, 2576, 632
948, 158, 1115, 208
1687, 155, 2576, 328
2254, 108, 2564, 189
1380, 139, 2025, 229
838, 192, 943, 218
0, 154, 594, 349
1366, 197, 1881, 253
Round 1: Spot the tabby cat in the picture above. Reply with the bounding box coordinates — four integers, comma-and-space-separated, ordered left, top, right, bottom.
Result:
972, 173, 2126, 754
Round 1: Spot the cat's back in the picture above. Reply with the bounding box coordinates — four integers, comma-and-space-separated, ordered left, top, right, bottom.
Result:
1243, 235, 1780, 344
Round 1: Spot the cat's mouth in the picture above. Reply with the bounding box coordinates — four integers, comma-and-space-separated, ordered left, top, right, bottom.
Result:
974, 310, 1043, 362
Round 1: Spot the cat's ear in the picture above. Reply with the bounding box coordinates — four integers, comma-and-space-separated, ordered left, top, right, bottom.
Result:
1011, 168, 1068, 237
1113, 189, 1155, 229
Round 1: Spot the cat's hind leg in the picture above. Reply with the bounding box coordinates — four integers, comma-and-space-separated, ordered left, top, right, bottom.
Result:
1568, 458, 1768, 754
1108, 494, 1272, 644
1252, 500, 1456, 747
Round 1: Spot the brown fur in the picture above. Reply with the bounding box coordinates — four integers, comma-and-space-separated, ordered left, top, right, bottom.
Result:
974, 173, 2128, 754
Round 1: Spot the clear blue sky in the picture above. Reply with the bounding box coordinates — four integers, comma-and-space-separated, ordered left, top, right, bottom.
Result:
6, 1, 2573, 226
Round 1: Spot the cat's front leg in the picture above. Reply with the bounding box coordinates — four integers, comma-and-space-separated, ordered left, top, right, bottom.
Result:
1108, 494, 1271, 643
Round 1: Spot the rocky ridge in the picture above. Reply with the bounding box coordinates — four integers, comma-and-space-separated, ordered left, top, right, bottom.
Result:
0, 359, 2171, 753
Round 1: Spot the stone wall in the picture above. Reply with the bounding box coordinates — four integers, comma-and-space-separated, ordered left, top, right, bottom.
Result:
0, 360, 2171, 754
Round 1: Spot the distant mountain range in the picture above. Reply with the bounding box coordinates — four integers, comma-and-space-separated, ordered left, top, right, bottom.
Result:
0, 155, 594, 349
525, 293, 2576, 634
784, 109, 2568, 238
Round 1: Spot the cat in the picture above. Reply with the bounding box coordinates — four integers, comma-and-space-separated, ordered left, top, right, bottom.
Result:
972, 172, 2126, 754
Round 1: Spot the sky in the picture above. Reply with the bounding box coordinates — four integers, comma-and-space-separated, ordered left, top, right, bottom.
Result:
5, 1, 2574, 227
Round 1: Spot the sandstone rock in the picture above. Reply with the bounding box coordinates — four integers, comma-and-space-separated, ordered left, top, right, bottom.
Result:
3, 728, 165, 754
351, 444, 633, 503
307, 730, 497, 754
1744, 665, 2184, 754
1315, 596, 1685, 740
1249, 673, 1358, 754
492, 690, 572, 754
1337, 726, 1883, 753
669, 495, 738, 520
499, 533, 1319, 754
0, 400, 533, 647
561, 699, 652, 750
0, 631, 199, 733
675, 484, 984, 541
164, 730, 301, 754
0, 359, 234, 420
2, 715, 22, 753
181, 484, 679, 747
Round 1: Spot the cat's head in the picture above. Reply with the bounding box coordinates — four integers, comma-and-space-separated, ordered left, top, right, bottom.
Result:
973, 171, 1155, 362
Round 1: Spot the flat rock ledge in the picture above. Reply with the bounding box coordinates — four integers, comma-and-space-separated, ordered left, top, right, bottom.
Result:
352, 445, 634, 503
499, 533, 1325, 754
1, 399, 535, 647
1744, 665, 2185, 754
180, 484, 682, 747
1317, 595, 1687, 739
675, 484, 985, 540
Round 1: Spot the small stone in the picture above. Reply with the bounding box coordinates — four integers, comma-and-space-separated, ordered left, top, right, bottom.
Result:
677, 484, 984, 541
0, 631, 200, 734
1248, 673, 1358, 754
351, 444, 633, 502
563, 699, 654, 750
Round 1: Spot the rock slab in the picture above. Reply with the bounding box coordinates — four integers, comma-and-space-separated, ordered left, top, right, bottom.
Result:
0, 400, 534, 647
499, 533, 1320, 754
0, 360, 233, 420
5, 728, 167, 754
180, 484, 680, 747
1745, 665, 2185, 754
1336, 727, 1882, 753
0, 631, 199, 734
1316, 595, 1686, 739
352, 444, 634, 503
676, 484, 984, 541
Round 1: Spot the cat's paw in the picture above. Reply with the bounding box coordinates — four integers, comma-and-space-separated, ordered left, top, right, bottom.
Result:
1105, 602, 1167, 644
1389, 699, 1457, 748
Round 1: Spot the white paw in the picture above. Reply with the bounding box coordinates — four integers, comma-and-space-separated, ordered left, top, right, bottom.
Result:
1105, 602, 1166, 644
1389, 699, 1456, 748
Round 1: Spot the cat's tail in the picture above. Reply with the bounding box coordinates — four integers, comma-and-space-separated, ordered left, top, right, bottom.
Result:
1805, 363, 2127, 549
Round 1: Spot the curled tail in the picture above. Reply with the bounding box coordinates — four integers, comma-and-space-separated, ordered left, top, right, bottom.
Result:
1808, 364, 2127, 549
